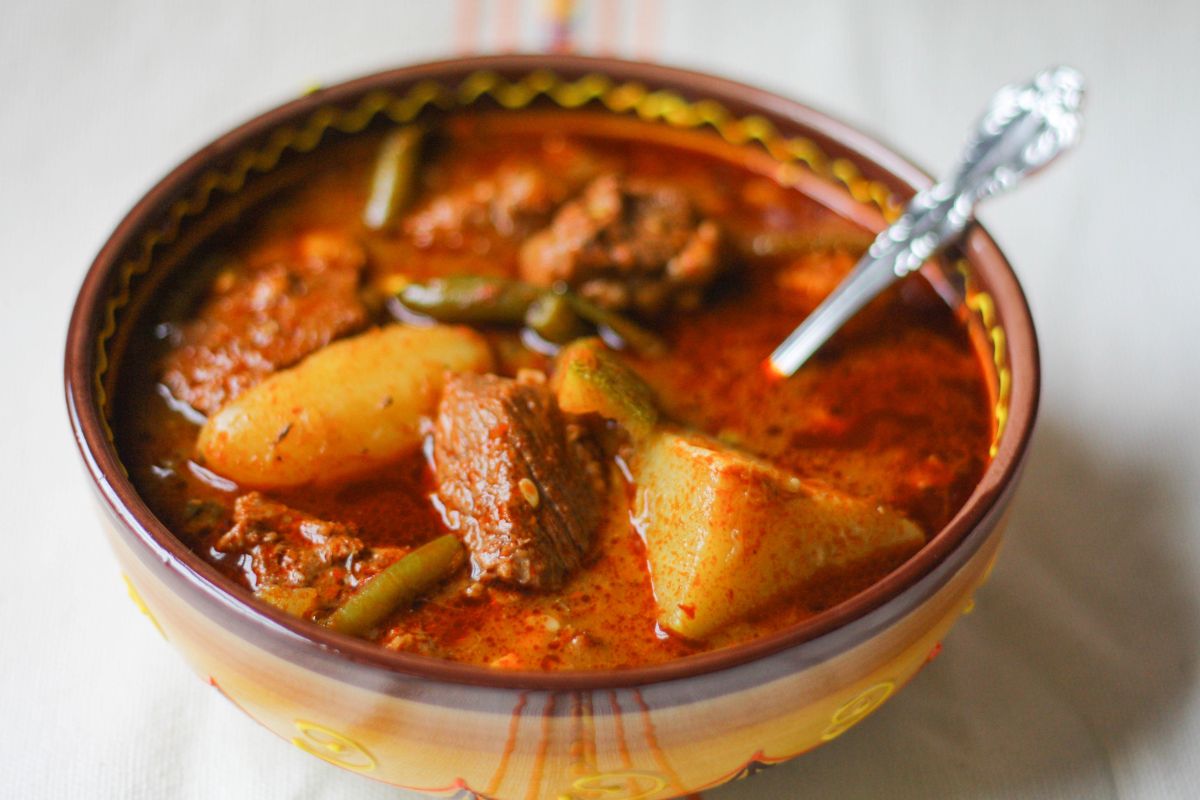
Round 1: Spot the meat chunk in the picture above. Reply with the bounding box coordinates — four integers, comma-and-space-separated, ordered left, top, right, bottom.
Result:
215, 492, 398, 615
519, 174, 722, 315
405, 163, 575, 243
432, 373, 607, 590
218, 493, 363, 587
161, 231, 368, 415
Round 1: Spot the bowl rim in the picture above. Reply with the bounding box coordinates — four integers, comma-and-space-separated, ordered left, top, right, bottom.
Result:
64, 53, 1039, 690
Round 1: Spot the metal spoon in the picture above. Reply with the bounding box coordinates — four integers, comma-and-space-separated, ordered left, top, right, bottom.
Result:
767, 65, 1085, 377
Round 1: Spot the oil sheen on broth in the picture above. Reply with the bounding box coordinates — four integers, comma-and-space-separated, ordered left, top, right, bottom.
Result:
114, 112, 993, 670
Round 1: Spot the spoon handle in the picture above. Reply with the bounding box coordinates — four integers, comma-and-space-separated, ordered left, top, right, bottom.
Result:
768, 65, 1085, 377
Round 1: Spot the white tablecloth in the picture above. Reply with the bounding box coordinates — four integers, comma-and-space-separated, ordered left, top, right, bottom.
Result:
5, 1, 1198, 797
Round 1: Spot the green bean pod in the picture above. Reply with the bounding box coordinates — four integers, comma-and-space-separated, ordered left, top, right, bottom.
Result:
398, 277, 545, 324
524, 292, 589, 343
324, 534, 464, 637
564, 293, 667, 356
363, 126, 423, 230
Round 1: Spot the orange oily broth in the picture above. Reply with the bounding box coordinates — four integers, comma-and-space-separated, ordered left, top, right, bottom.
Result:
115, 113, 993, 669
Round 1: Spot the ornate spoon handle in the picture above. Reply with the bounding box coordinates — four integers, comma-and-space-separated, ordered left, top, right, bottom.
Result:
768, 65, 1085, 377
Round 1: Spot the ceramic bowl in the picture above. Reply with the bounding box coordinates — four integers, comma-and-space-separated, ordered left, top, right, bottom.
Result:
65, 54, 1038, 799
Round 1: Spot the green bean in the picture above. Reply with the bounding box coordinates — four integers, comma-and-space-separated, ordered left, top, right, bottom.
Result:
395, 276, 667, 355
323, 535, 464, 637
524, 293, 589, 343
563, 293, 667, 356
363, 126, 423, 230
398, 277, 544, 324
552, 338, 659, 441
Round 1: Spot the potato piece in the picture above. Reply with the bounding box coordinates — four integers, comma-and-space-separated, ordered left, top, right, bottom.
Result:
551, 338, 658, 441
197, 324, 493, 488
255, 586, 318, 618
633, 428, 924, 639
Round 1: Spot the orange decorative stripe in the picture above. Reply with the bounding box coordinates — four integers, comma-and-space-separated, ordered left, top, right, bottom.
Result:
633, 689, 685, 796
569, 691, 598, 778
526, 692, 557, 800
486, 691, 528, 796
609, 690, 633, 769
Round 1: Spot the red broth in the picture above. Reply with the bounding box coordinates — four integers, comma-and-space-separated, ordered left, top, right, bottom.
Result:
114, 112, 992, 669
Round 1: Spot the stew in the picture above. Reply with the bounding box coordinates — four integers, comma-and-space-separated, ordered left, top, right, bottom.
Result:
115, 111, 992, 670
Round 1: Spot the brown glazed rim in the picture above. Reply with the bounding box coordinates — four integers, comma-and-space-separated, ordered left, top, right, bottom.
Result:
65, 54, 1039, 690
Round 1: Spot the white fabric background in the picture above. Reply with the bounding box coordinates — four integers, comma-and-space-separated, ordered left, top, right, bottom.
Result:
3, 1, 1198, 797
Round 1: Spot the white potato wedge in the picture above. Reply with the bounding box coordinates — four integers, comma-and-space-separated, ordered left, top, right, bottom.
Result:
633, 428, 924, 640
197, 324, 493, 488
255, 586, 318, 618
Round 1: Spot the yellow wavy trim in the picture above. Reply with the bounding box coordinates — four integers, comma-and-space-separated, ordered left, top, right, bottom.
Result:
954, 259, 1011, 456
92, 69, 1007, 458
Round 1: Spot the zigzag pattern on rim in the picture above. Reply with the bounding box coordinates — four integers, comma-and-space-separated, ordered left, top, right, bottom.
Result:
92, 68, 1006, 458
955, 259, 1011, 455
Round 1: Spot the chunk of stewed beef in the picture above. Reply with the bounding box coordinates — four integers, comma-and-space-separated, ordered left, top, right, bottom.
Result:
518, 174, 722, 315
217, 492, 359, 588
215, 492, 398, 611
404, 164, 569, 243
431, 372, 607, 590
161, 231, 368, 416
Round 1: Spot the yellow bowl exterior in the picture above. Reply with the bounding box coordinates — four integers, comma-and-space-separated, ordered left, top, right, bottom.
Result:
105, 506, 1005, 799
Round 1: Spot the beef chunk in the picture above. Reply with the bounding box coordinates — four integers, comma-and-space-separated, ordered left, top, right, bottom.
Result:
518, 174, 722, 315
218, 493, 361, 588
404, 140, 604, 245
432, 373, 607, 590
405, 163, 576, 244
161, 231, 368, 415
216, 493, 399, 615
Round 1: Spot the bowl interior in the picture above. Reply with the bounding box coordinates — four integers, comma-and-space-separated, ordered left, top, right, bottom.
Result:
66, 54, 1038, 689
